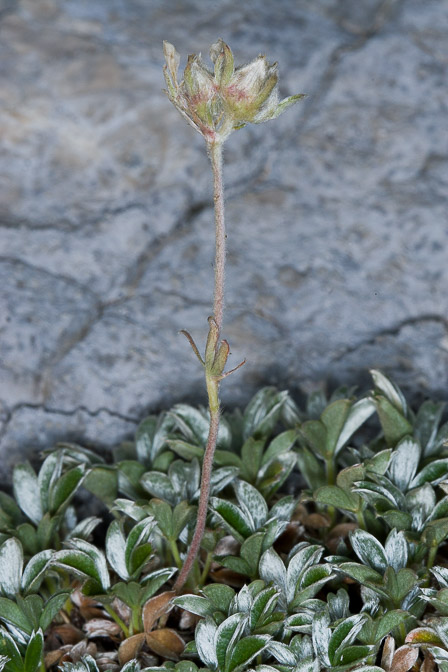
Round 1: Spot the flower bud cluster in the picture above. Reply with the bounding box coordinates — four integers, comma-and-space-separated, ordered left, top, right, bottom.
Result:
163, 39, 305, 144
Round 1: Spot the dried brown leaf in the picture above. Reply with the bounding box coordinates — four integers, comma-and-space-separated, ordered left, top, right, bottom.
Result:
47, 623, 84, 647
71, 590, 104, 621
209, 567, 246, 587
83, 618, 122, 639
143, 590, 175, 633
179, 608, 201, 630
382, 635, 396, 672
118, 633, 146, 666
391, 645, 419, 672
421, 651, 436, 672
214, 535, 240, 556
145, 628, 185, 660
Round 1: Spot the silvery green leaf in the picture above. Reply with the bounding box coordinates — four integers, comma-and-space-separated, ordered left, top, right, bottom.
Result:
284, 612, 314, 633
195, 617, 218, 669
63, 539, 110, 591
350, 530, 387, 573
0, 655, 9, 672
13, 462, 42, 525
60, 655, 100, 672
388, 437, 420, 492
262, 429, 297, 466
0, 596, 32, 633
370, 370, 407, 414
384, 530, 408, 571
353, 480, 399, 509
140, 472, 176, 505
168, 439, 204, 461
243, 388, 288, 440
286, 543, 323, 604
230, 585, 252, 614
268, 495, 296, 522
21, 549, 53, 593
235, 481, 268, 531
215, 612, 247, 671
327, 588, 350, 621
330, 614, 367, 665
67, 516, 102, 541
202, 584, 235, 613
136, 413, 172, 463
48, 464, 86, 514
37, 452, 61, 514
106, 520, 128, 580
173, 595, 213, 617
410, 458, 448, 488
121, 661, 141, 672
24, 628, 44, 672
431, 566, 448, 588
210, 467, 240, 495
209, 497, 252, 542
111, 499, 148, 522
335, 398, 376, 455
312, 609, 331, 667
0, 537, 23, 597
259, 549, 287, 601
249, 586, 279, 629
415, 400, 445, 456
267, 640, 296, 666
228, 635, 271, 672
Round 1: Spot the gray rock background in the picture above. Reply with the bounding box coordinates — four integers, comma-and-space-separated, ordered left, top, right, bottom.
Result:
1, 0, 447, 480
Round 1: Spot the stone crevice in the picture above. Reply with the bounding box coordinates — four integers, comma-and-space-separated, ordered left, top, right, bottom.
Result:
331, 314, 448, 363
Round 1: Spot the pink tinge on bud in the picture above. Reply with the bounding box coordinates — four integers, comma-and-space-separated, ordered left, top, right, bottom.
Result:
162, 39, 304, 143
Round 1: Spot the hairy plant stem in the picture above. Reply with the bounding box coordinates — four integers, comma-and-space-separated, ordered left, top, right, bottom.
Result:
174, 140, 225, 593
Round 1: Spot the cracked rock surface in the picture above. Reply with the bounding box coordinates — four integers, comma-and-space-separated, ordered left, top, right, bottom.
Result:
1, 0, 447, 479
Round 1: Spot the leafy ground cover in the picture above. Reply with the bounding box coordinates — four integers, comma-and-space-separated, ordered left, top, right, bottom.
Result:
1, 370, 448, 672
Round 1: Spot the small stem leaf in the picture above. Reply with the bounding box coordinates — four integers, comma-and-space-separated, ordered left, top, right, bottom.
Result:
299, 420, 327, 458
415, 400, 445, 457
350, 529, 388, 573
124, 518, 154, 575
13, 463, 42, 525
337, 644, 374, 667
0, 538, 23, 597
195, 616, 218, 669
235, 481, 268, 531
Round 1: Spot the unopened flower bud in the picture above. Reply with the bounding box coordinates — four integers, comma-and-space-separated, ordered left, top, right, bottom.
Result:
162, 39, 305, 144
